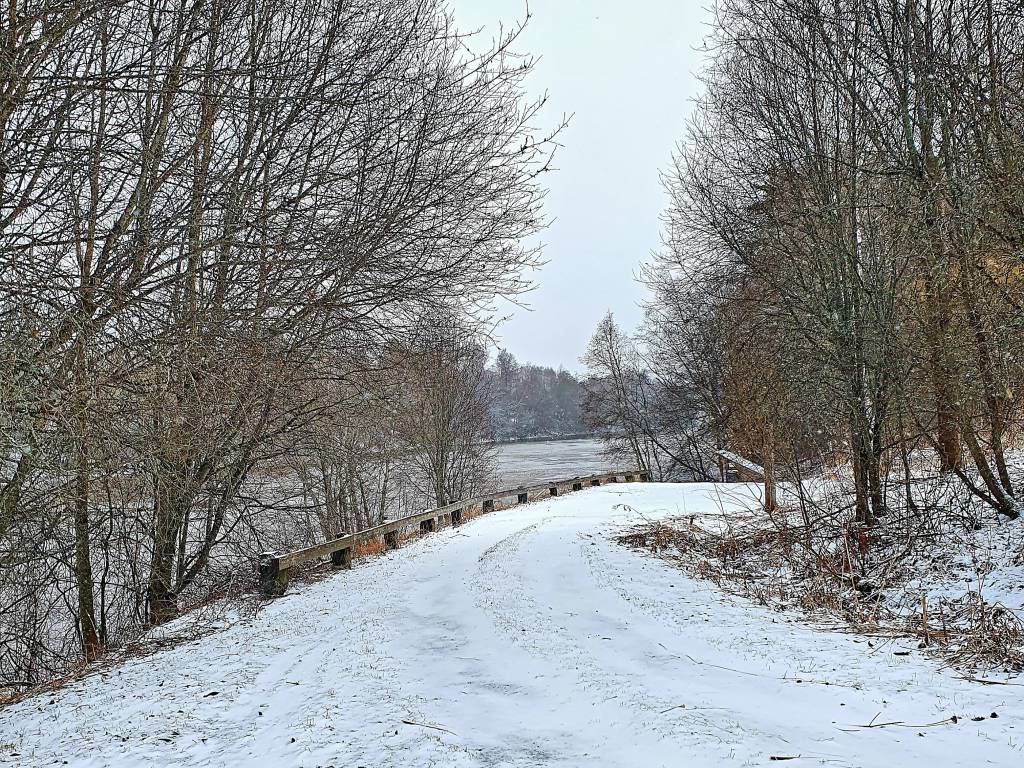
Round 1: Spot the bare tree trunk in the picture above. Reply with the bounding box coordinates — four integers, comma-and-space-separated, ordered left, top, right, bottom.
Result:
763, 446, 777, 513
73, 358, 100, 660
962, 269, 1012, 493
927, 291, 961, 474
850, 420, 872, 525
147, 442, 184, 626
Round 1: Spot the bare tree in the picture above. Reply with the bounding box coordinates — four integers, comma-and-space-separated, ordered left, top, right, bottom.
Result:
1, 0, 559, 685
645, 0, 1024, 528
581, 313, 667, 478
395, 318, 496, 507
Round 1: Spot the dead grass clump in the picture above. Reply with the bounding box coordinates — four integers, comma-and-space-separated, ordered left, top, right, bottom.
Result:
904, 593, 1024, 673
615, 507, 1023, 674
616, 522, 676, 553
355, 538, 385, 557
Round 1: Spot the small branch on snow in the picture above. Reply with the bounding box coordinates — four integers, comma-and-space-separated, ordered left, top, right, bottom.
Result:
841, 715, 956, 731
666, 648, 863, 690
402, 719, 457, 736
658, 703, 728, 715
957, 676, 1024, 687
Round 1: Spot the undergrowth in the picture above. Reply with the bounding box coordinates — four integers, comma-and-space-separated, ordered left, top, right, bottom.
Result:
617, 479, 1024, 674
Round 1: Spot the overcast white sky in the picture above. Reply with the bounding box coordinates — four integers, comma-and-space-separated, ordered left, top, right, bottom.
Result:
449, 0, 712, 371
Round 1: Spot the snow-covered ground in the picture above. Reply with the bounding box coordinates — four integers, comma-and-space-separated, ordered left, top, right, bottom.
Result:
2, 483, 1021, 767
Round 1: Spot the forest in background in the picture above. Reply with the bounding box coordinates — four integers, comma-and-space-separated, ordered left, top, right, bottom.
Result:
487, 349, 592, 443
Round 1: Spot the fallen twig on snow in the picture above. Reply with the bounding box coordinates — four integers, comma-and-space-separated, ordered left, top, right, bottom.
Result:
841, 713, 956, 731
401, 719, 457, 736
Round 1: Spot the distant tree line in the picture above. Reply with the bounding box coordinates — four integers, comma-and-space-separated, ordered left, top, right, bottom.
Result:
487, 349, 593, 442
0, 0, 556, 688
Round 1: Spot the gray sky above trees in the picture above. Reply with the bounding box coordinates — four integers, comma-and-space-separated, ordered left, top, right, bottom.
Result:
450, 0, 711, 371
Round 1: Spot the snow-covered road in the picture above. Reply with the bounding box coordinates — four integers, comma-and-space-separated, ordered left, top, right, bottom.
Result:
2, 483, 1021, 767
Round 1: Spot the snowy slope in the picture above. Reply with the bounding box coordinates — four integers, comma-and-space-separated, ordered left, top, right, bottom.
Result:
1, 483, 1021, 767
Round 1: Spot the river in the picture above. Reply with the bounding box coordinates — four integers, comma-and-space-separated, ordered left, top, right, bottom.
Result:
492, 437, 627, 489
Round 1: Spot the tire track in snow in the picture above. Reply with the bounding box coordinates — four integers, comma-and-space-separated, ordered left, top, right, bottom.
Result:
469, 508, 744, 762
5, 484, 1021, 768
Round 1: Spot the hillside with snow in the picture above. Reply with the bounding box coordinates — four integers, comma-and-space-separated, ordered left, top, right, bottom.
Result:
2, 483, 1021, 767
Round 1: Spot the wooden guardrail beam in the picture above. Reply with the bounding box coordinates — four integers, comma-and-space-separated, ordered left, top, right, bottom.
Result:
258, 468, 650, 596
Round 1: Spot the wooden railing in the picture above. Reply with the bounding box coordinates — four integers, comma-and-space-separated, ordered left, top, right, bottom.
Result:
258, 469, 650, 596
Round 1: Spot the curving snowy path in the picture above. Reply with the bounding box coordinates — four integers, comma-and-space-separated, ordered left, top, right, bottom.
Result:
2, 483, 1022, 767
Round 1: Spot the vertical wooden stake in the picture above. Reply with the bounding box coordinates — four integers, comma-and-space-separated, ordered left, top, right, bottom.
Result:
330, 532, 352, 569
921, 593, 929, 646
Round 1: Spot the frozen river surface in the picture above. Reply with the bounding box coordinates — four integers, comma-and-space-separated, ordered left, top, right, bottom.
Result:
492, 438, 622, 489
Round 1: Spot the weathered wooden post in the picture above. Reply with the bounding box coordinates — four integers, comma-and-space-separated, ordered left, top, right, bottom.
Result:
517, 491, 528, 504
383, 530, 399, 550
330, 543, 353, 570
258, 553, 288, 597
483, 499, 494, 513
329, 533, 351, 569
549, 486, 559, 496
420, 518, 436, 533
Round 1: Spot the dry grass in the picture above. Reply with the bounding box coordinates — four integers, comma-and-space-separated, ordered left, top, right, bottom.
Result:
617, 509, 1024, 674
355, 538, 386, 557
